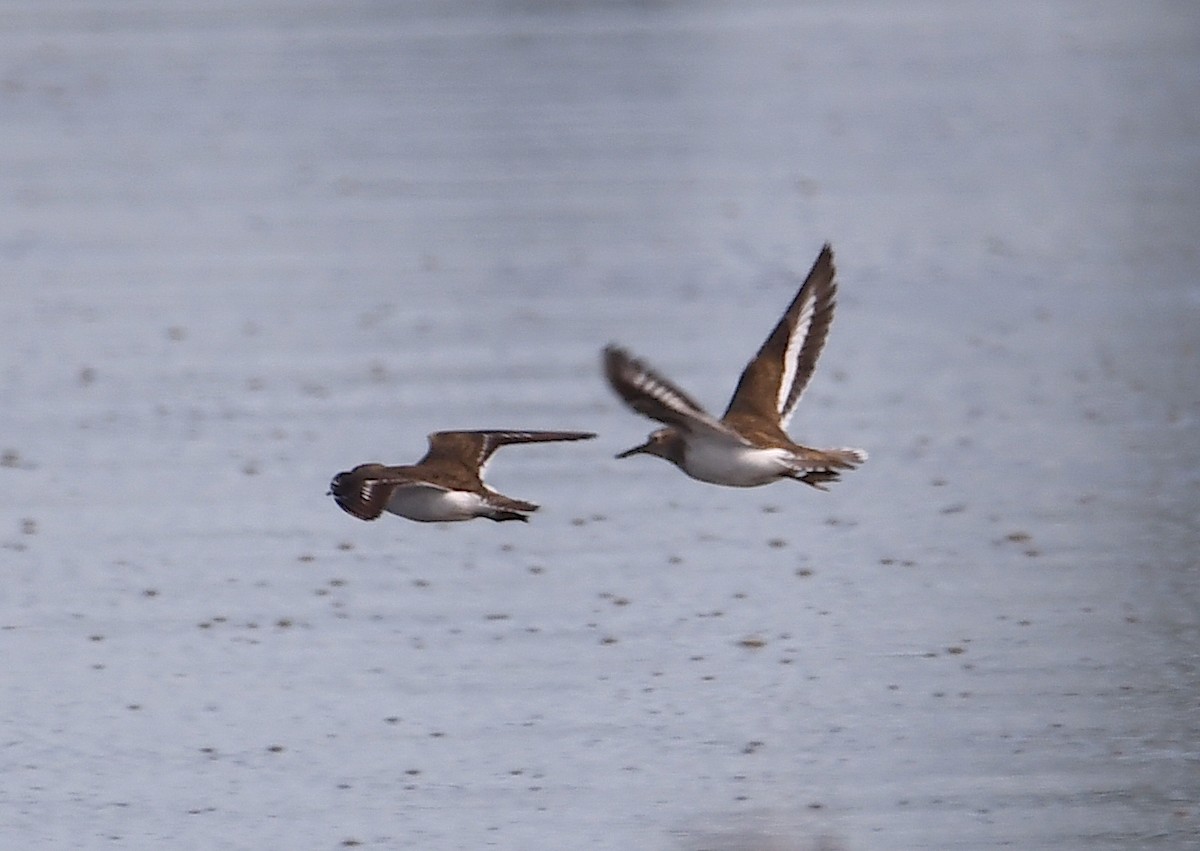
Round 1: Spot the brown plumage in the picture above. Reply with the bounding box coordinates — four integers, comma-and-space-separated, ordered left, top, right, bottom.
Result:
604, 243, 866, 490
330, 430, 596, 522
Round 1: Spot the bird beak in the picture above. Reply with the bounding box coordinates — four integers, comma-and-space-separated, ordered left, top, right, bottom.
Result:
615, 441, 651, 459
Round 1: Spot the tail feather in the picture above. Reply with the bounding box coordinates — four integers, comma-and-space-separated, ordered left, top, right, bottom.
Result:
790, 446, 867, 490
488, 511, 531, 523
483, 491, 539, 521
828, 447, 868, 467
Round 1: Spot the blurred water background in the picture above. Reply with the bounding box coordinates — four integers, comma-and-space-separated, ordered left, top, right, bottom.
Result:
2, 1, 1197, 848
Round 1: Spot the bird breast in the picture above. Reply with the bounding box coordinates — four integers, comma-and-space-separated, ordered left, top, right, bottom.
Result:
681, 440, 794, 488
385, 486, 489, 522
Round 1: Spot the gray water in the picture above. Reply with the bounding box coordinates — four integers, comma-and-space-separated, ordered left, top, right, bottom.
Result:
2, 1, 1198, 848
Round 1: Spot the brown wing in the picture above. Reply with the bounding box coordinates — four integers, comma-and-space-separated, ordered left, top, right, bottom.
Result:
603, 345, 743, 442
421, 430, 595, 478
723, 243, 837, 429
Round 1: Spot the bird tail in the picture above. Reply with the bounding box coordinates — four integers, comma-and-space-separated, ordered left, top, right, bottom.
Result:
483, 492, 539, 521
488, 511, 531, 523
791, 447, 867, 491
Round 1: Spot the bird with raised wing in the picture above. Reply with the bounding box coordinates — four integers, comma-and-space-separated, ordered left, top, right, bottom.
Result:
604, 243, 866, 490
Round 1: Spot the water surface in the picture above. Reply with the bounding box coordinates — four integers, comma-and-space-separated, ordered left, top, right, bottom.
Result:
2, 1, 1197, 848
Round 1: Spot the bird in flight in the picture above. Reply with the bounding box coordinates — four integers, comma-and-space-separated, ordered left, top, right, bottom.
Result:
604, 243, 866, 490
330, 430, 596, 522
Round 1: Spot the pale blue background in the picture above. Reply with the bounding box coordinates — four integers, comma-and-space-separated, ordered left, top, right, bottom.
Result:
2, 1, 1197, 848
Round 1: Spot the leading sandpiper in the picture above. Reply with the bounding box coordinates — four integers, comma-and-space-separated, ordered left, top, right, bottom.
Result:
604, 243, 866, 490
330, 430, 596, 523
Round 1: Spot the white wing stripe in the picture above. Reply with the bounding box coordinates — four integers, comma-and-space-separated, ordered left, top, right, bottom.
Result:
626, 364, 749, 445
778, 294, 815, 423
631, 371, 702, 418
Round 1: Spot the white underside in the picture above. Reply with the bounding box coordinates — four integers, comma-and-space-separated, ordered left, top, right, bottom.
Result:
681, 440, 795, 487
385, 485, 492, 522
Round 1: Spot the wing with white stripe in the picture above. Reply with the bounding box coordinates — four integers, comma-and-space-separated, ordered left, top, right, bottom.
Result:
603, 345, 747, 443
724, 243, 837, 429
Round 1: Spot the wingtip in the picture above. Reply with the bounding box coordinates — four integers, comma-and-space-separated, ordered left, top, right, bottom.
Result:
816, 242, 835, 271
602, 344, 636, 384
555, 430, 598, 443
602, 343, 630, 369
541, 430, 596, 442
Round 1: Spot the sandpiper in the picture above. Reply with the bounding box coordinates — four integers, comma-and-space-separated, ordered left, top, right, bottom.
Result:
329, 430, 596, 523
604, 243, 866, 490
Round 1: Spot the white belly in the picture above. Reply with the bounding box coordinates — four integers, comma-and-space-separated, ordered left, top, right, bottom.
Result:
385, 486, 489, 522
682, 441, 792, 488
